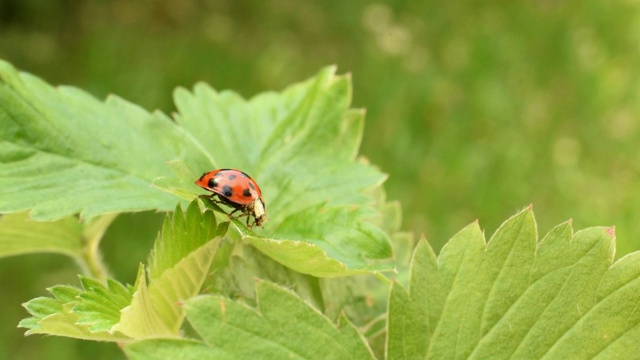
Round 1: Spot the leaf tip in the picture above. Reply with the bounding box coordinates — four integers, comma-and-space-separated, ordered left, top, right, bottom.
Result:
606, 226, 615, 238
344, 71, 352, 81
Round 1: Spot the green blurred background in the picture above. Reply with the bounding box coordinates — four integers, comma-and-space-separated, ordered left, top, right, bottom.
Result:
2, 0, 640, 358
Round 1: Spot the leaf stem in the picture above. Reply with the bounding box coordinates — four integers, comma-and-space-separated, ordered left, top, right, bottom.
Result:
81, 214, 118, 282
373, 272, 392, 285
82, 236, 109, 282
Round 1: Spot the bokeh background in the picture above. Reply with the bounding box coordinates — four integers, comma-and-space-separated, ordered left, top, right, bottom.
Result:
2, 0, 640, 358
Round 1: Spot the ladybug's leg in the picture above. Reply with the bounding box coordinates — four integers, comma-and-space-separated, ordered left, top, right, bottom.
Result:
210, 197, 225, 205
199, 194, 226, 210
244, 210, 257, 229
227, 208, 242, 218
237, 212, 251, 226
205, 193, 224, 206
230, 211, 252, 229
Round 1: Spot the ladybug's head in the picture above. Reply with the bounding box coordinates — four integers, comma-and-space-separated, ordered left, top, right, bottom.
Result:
252, 197, 266, 227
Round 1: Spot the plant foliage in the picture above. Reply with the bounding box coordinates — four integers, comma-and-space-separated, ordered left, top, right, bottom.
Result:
19, 201, 225, 341
3, 60, 640, 359
0, 60, 393, 276
388, 208, 640, 359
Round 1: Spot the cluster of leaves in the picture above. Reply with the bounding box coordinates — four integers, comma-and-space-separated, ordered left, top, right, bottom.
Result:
2, 60, 640, 358
18, 201, 225, 341
0, 59, 391, 277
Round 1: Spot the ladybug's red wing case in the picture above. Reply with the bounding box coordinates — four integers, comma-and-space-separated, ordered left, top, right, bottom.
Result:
195, 169, 261, 205
195, 168, 266, 228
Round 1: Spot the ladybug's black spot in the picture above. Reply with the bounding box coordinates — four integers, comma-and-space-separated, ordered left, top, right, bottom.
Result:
228, 174, 237, 180
208, 178, 219, 189
222, 185, 233, 197
248, 182, 255, 190
243, 188, 252, 197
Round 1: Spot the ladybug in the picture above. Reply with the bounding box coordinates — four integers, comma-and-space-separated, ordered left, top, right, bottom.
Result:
195, 169, 266, 228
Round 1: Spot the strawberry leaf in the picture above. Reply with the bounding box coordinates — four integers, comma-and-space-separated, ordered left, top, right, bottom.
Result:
20, 200, 224, 341
0, 212, 83, 258
125, 281, 375, 359
387, 207, 640, 359
0, 60, 208, 220
1, 60, 392, 276
171, 68, 394, 275
19, 282, 131, 342
114, 200, 225, 338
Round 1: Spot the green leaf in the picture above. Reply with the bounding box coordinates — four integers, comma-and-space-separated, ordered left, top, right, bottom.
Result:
171, 68, 394, 275
319, 232, 416, 359
0, 212, 83, 258
0, 210, 120, 288
1, 59, 393, 276
387, 237, 442, 358
125, 338, 234, 360
125, 281, 375, 359
207, 239, 324, 310
244, 205, 392, 276
19, 283, 131, 342
387, 207, 640, 359
0, 212, 118, 279
319, 232, 414, 359
206, 219, 408, 359
114, 200, 225, 338
73, 277, 133, 332
20, 200, 224, 341
0, 59, 207, 220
